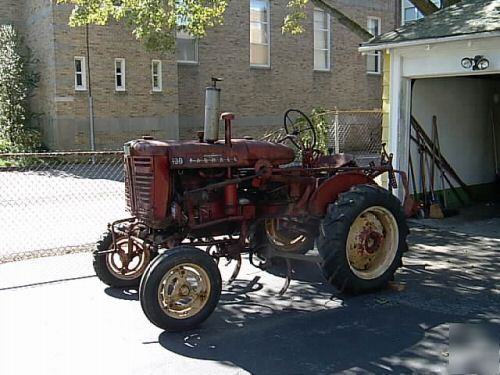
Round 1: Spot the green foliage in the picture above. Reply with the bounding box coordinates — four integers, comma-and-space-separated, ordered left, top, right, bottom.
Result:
293, 107, 330, 155
309, 107, 330, 154
282, 0, 308, 35
282, 0, 309, 35
58, 0, 228, 51
0, 25, 41, 153
57, 0, 323, 51
58, 1, 444, 51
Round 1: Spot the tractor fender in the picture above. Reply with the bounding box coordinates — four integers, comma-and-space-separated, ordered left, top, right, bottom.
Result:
308, 172, 376, 217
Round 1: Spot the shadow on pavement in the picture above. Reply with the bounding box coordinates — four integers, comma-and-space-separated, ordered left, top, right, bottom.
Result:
155, 225, 500, 374
104, 286, 139, 301
99, 224, 499, 373
157, 281, 451, 374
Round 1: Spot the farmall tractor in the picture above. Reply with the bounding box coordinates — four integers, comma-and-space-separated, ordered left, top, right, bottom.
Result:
93, 79, 410, 331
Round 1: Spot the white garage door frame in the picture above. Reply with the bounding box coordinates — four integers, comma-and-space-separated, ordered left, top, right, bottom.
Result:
386, 35, 500, 198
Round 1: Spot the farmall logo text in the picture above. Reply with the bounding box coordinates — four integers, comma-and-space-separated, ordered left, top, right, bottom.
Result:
171, 154, 238, 165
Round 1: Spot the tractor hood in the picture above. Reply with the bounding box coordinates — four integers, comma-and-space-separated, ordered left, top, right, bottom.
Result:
124, 137, 295, 169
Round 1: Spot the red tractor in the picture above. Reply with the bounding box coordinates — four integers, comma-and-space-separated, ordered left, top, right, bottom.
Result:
93, 81, 411, 332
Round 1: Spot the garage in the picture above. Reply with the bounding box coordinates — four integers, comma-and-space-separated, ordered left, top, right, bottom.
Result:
359, 0, 500, 218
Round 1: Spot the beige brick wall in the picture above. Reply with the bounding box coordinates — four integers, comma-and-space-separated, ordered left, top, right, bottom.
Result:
1, 1, 57, 147
49, 5, 179, 150
8, 2, 180, 150
20, 0, 58, 148
0, 0, 23, 25
4, 0, 398, 149
178, 0, 397, 140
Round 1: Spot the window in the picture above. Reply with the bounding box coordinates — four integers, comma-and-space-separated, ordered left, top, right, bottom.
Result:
176, 31, 198, 63
367, 17, 381, 74
402, 0, 441, 24
250, 0, 270, 67
114, 58, 126, 91
151, 60, 162, 91
74, 56, 86, 91
313, 8, 331, 71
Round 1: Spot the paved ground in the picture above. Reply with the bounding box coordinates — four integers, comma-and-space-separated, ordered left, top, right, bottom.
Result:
0, 221, 498, 375
0, 163, 125, 257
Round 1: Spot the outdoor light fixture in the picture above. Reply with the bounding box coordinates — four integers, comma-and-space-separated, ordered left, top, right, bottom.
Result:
461, 55, 490, 71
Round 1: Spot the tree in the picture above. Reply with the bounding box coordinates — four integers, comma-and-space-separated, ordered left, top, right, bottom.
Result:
0, 25, 40, 153
58, 0, 457, 51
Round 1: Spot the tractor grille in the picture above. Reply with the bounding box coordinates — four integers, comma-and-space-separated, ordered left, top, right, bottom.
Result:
125, 156, 154, 219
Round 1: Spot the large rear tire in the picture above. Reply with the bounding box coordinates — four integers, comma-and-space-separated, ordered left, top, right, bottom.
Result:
139, 246, 222, 332
317, 184, 408, 294
93, 230, 153, 288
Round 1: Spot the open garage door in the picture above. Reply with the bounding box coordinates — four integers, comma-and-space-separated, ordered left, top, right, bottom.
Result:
408, 75, 500, 210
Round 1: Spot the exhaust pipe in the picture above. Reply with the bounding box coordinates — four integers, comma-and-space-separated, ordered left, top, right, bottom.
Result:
203, 77, 222, 143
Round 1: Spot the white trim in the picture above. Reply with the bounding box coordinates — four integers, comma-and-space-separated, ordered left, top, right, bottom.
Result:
400, 0, 407, 26
114, 58, 126, 92
313, 7, 331, 71
151, 59, 162, 92
74, 56, 87, 91
398, 76, 412, 199
389, 52, 403, 196
176, 30, 199, 64
250, 0, 271, 68
401, 0, 442, 26
178, 60, 199, 66
366, 17, 382, 74
359, 30, 500, 53
401, 0, 419, 26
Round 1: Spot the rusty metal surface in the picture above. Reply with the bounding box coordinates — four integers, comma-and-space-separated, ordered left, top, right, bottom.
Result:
128, 138, 296, 169
308, 173, 376, 216
125, 155, 171, 227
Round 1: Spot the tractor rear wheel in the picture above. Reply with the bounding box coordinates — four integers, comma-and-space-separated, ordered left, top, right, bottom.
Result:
317, 184, 408, 294
93, 230, 153, 288
139, 246, 222, 332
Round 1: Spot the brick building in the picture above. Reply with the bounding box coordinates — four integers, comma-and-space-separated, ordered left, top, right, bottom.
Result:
0, 0, 400, 150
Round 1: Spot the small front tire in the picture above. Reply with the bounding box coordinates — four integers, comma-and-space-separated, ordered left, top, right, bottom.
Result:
93, 230, 152, 288
139, 246, 222, 332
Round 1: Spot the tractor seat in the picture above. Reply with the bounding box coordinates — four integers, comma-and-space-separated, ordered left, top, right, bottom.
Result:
316, 153, 355, 168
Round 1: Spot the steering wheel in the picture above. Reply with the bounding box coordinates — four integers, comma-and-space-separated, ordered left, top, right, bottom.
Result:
283, 109, 317, 151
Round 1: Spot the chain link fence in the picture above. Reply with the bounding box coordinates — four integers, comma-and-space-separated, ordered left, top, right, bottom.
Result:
0, 110, 382, 264
328, 110, 383, 155
0, 152, 125, 264
262, 109, 383, 164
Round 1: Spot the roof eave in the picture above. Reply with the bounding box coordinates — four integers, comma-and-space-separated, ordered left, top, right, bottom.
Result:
358, 30, 500, 53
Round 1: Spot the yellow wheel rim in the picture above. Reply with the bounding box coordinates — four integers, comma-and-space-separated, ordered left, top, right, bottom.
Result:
265, 218, 308, 253
106, 237, 150, 280
157, 263, 211, 320
346, 206, 399, 280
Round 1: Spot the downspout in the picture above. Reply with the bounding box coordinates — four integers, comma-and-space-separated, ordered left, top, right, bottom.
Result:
395, 0, 401, 28
86, 25, 95, 151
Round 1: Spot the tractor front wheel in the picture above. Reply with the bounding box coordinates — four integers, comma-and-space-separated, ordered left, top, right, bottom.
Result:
317, 184, 408, 294
93, 230, 153, 288
139, 246, 222, 332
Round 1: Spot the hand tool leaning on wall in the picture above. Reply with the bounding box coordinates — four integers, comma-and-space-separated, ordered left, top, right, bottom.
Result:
409, 116, 469, 217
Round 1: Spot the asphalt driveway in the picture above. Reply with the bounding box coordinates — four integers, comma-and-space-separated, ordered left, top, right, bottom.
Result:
0, 223, 498, 374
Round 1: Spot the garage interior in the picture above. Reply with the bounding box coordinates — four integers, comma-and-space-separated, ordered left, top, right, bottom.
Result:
407, 74, 500, 224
